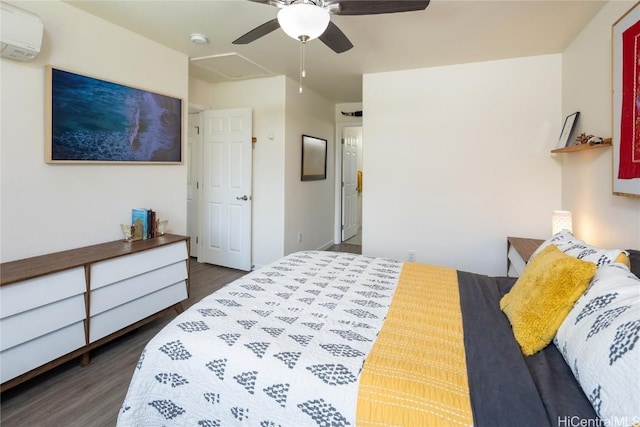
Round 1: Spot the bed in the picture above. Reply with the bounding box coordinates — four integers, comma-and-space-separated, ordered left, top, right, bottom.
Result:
117, 236, 639, 427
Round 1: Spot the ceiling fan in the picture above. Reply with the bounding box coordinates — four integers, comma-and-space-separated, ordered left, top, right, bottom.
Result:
233, 0, 431, 54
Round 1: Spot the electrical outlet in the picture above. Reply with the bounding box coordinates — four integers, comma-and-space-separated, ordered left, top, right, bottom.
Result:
408, 250, 416, 262
298, 233, 302, 243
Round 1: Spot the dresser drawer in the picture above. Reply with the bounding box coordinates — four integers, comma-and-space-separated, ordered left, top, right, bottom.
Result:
0, 322, 85, 383
90, 261, 187, 316
90, 241, 188, 290
0, 268, 86, 319
89, 281, 187, 343
0, 294, 86, 351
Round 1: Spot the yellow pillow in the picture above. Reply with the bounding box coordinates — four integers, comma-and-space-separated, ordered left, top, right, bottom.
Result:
500, 244, 596, 356
614, 252, 631, 269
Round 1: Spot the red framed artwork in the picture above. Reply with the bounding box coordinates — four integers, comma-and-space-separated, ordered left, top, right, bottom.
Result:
612, 2, 640, 197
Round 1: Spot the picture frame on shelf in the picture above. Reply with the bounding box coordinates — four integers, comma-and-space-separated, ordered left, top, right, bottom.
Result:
556, 112, 580, 149
45, 65, 183, 164
612, 2, 640, 197
301, 135, 327, 181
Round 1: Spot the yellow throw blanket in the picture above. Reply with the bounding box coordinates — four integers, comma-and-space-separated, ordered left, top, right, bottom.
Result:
356, 262, 473, 426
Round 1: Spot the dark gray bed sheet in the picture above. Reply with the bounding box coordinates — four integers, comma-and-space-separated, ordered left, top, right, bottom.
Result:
457, 271, 597, 427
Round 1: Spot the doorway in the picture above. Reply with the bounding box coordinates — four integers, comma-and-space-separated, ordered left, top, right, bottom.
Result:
186, 107, 254, 271
340, 126, 363, 245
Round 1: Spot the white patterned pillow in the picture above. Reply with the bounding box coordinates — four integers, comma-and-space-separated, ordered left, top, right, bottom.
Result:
554, 263, 640, 425
531, 231, 627, 268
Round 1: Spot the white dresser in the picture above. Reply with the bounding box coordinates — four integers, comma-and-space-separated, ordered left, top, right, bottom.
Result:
0, 234, 189, 391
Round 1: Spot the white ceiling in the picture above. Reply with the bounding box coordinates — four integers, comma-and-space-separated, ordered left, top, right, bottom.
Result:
64, 0, 607, 103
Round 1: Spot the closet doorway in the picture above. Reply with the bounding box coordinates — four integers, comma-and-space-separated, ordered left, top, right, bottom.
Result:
341, 126, 362, 245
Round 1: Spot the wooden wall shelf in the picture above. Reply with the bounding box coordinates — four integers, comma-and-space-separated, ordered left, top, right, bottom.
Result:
551, 138, 612, 153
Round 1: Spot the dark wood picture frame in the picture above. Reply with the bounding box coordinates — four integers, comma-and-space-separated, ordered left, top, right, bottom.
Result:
301, 134, 327, 181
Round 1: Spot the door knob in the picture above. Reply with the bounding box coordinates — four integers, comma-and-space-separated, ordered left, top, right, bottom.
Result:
236, 195, 249, 201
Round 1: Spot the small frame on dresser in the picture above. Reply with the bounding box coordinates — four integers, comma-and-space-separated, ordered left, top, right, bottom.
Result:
301, 134, 327, 181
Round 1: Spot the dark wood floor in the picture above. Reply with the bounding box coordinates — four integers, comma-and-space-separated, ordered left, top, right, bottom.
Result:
0, 245, 360, 426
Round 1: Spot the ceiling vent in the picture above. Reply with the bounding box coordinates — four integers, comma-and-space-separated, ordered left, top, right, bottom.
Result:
190, 52, 275, 82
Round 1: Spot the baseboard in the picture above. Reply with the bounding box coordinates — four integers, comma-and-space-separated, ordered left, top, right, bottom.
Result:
318, 241, 335, 251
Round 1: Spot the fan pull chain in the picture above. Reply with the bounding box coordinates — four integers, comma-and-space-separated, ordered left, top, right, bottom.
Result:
298, 35, 309, 94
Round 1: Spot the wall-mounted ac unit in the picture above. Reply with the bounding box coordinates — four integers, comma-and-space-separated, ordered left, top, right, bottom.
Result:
0, 2, 43, 61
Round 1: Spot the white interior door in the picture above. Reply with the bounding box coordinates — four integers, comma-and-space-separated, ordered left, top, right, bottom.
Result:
342, 126, 360, 241
186, 112, 200, 257
199, 108, 253, 271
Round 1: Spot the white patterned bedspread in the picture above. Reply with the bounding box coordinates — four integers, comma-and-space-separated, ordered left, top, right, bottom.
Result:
117, 251, 403, 427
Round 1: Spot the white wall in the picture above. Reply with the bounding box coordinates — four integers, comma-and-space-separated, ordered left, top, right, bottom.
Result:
561, 0, 640, 250
189, 76, 286, 269
284, 77, 336, 254
0, 1, 188, 262
363, 55, 562, 276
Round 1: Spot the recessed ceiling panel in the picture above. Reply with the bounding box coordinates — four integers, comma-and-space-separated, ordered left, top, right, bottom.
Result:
190, 52, 275, 81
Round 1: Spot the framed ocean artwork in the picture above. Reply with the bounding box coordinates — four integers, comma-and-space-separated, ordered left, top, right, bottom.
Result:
45, 66, 183, 164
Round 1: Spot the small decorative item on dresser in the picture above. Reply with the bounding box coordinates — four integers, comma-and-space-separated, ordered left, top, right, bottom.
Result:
157, 219, 169, 235
120, 224, 134, 242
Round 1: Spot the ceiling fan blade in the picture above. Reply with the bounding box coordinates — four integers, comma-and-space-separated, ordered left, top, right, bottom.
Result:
334, 0, 430, 15
232, 18, 280, 44
319, 21, 353, 53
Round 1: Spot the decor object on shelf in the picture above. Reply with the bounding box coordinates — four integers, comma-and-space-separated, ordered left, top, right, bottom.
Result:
301, 134, 327, 181
575, 133, 603, 145
45, 66, 183, 164
552, 210, 573, 235
612, 2, 640, 197
556, 112, 580, 149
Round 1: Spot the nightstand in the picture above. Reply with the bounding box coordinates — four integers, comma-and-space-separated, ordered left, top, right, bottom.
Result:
507, 237, 545, 277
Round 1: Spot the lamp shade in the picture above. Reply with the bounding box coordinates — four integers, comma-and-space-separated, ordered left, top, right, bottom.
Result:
277, 3, 330, 41
552, 210, 573, 235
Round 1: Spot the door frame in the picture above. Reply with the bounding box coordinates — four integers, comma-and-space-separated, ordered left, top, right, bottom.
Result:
334, 121, 363, 244
198, 108, 253, 271
187, 103, 207, 258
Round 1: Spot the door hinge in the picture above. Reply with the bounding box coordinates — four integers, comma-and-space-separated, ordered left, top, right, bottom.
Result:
341, 224, 344, 230
195, 126, 200, 134
341, 138, 345, 145
196, 236, 199, 244
196, 181, 199, 190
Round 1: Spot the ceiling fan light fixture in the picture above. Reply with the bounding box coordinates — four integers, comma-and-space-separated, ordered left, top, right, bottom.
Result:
277, 3, 330, 41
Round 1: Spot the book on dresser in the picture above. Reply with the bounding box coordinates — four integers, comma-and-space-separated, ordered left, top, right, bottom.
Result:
132, 208, 158, 240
